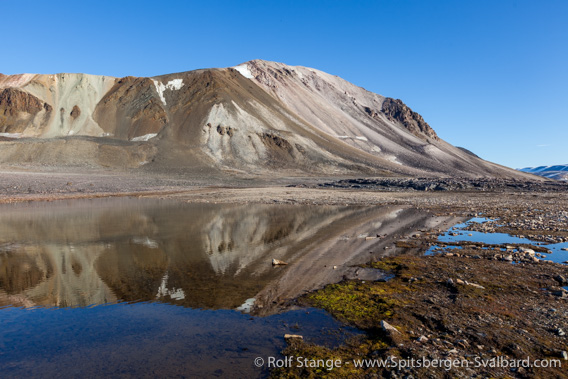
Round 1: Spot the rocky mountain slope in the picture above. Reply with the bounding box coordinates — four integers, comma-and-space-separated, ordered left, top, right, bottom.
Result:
519, 165, 568, 180
0, 61, 536, 179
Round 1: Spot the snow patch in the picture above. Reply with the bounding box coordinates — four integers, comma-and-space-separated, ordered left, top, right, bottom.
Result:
131, 133, 158, 142
386, 155, 402, 165
167, 78, 184, 90
355, 136, 368, 141
152, 78, 184, 105
0, 133, 22, 139
233, 64, 254, 79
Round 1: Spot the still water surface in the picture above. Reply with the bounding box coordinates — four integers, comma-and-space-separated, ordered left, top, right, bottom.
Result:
0, 198, 444, 377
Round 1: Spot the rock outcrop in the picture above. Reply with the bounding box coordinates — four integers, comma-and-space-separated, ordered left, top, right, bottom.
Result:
381, 98, 438, 141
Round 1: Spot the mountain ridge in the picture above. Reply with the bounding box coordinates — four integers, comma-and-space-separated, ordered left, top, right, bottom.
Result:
519, 165, 568, 180
0, 60, 538, 180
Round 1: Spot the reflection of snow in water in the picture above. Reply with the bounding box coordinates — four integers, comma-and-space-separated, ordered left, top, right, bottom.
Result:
235, 298, 256, 313
156, 272, 185, 300
131, 236, 159, 249
0, 200, 430, 309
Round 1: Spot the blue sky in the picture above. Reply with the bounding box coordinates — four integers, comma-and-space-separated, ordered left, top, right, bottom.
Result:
1, 0, 566, 168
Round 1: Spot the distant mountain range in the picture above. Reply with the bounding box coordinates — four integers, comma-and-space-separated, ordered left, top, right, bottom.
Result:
518, 165, 568, 180
0, 60, 536, 179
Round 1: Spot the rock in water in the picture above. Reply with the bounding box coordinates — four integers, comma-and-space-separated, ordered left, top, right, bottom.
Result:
284, 334, 303, 340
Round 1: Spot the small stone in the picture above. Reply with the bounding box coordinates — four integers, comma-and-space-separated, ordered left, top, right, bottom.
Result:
272, 259, 288, 265
456, 339, 469, 348
381, 320, 401, 335
561, 248, 568, 251
557, 329, 566, 337
365, 236, 377, 240
284, 334, 303, 340
456, 279, 465, 285
561, 351, 568, 360
417, 335, 428, 343
466, 281, 485, 290
553, 275, 567, 285
503, 255, 513, 261
521, 249, 535, 257
447, 278, 454, 286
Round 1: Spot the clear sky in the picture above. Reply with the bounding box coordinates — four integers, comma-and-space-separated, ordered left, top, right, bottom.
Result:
1, 0, 566, 169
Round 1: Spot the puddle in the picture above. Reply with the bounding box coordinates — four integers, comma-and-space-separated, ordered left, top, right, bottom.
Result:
428, 218, 568, 264
0, 198, 456, 377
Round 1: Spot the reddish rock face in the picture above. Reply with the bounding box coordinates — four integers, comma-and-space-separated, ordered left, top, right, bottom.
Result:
0, 88, 52, 133
0, 87, 45, 116
70, 105, 81, 120
93, 77, 168, 140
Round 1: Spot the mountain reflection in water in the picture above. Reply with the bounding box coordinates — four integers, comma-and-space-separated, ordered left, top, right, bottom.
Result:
0, 198, 461, 313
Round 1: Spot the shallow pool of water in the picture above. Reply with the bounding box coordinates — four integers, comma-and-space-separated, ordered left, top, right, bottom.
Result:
0, 198, 446, 377
0, 303, 353, 378
428, 218, 568, 264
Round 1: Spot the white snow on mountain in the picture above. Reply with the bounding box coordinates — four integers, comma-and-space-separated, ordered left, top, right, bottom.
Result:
519, 165, 568, 180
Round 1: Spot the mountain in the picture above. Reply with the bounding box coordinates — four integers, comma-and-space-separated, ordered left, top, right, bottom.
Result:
0, 60, 535, 179
519, 165, 568, 180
